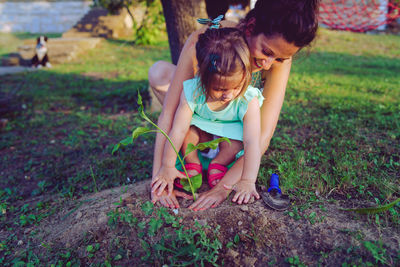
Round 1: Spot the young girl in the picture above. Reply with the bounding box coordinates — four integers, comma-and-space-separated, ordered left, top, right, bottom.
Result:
151, 27, 263, 199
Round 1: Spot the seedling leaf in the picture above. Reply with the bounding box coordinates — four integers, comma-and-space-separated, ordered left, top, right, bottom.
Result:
341, 198, 400, 214
148, 218, 163, 236
140, 239, 151, 260
112, 143, 120, 155
137, 91, 153, 125
132, 127, 153, 139
112, 136, 133, 154
180, 174, 202, 192
184, 137, 231, 158
114, 91, 200, 200
185, 143, 197, 156
234, 234, 240, 244
120, 136, 133, 146
114, 254, 122, 261
141, 201, 154, 216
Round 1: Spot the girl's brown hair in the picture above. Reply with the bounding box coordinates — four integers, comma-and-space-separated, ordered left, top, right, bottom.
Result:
195, 27, 251, 101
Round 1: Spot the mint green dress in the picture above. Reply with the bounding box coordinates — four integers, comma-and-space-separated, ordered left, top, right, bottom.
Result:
183, 77, 264, 141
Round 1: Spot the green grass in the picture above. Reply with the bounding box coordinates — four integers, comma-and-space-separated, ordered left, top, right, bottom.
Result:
0, 36, 169, 199
258, 29, 399, 205
0, 28, 399, 265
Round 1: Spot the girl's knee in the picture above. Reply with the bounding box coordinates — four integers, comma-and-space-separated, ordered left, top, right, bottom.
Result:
183, 126, 201, 144
220, 139, 242, 151
187, 125, 200, 136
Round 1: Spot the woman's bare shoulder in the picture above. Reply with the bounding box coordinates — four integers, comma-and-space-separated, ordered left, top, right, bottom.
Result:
220, 20, 238, 28
186, 27, 208, 48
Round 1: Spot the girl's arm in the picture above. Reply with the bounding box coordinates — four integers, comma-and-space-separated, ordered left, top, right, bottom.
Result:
151, 91, 194, 196
223, 97, 261, 204
152, 32, 202, 179
241, 97, 261, 182
189, 60, 292, 210
152, 20, 235, 178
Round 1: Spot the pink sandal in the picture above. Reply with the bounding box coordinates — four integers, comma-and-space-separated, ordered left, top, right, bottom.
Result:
174, 163, 202, 189
207, 163, 228, 188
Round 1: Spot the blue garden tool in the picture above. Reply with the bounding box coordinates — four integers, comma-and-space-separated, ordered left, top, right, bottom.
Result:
261, 173, 290, 211
268, 173, 282, 194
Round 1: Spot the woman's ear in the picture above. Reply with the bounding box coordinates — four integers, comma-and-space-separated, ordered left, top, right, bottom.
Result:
245, 17, 256, 37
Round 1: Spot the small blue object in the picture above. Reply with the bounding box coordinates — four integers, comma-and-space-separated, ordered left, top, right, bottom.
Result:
197, 15, 224, 29
267, 173, 282, 194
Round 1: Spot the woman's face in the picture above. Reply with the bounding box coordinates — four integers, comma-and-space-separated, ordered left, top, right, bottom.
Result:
246, 33, 300, 72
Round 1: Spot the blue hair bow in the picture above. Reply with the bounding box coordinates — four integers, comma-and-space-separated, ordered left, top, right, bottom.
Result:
208, 54, 220, 73
197, 15, 224, 29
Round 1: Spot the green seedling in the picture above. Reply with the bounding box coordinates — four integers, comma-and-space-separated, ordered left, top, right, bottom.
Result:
89, 165, 99, 193
341, 198, 400, 214
363, 240, 389, 265
19, 214, 37, 226
112, 91, 230, 200
285, 255, 307, 267
226, 233, 240, 248
86, 243, 100, 258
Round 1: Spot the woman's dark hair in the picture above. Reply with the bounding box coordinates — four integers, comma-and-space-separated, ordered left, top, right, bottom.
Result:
241, 0, 320, 47
195, 28, 251, 100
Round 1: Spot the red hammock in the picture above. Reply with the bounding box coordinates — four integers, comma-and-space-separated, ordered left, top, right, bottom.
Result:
319, 0, 400, 32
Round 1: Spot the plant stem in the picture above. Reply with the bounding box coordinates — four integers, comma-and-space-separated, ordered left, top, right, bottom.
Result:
142, 114, 196, 200
90, 165, 99, 193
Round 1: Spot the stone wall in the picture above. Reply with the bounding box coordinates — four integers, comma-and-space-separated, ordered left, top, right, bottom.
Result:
0, 0, 92, 33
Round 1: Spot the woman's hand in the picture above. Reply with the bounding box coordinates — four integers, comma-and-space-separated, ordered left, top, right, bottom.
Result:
223, 180, 260, 204
151, 166, 186, 196
151, 189, 192, 209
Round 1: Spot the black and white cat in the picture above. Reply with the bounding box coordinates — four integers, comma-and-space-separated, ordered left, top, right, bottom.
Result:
31, 36, 52, 68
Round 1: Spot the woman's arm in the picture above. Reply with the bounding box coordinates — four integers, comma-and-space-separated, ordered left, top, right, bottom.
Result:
259, 59, 292, 153
152, 92, 194, 196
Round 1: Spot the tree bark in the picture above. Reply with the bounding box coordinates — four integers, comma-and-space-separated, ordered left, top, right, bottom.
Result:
160, 0, 207, 64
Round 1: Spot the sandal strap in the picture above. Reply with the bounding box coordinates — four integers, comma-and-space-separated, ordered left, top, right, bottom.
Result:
184, 163, 202, 173
207, 163, 228, 175
207, 163, 228, 188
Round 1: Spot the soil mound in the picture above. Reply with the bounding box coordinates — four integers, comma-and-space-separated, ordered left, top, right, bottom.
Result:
31, 180, 399, 265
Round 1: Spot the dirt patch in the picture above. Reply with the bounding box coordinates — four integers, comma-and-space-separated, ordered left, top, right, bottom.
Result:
25, 180, 399, 265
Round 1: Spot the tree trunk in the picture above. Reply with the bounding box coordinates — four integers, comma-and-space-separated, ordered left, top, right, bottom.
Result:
160, 0, 207, 64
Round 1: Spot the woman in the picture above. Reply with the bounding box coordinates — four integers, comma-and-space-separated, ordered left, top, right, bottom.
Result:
148, 0, 320, 210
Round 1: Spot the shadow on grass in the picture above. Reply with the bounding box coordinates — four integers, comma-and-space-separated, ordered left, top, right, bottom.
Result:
0, 70, 153, 200
0, 70, 151, 114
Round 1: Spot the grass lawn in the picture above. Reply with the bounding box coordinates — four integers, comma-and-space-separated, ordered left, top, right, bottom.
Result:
0, 29, 399, 265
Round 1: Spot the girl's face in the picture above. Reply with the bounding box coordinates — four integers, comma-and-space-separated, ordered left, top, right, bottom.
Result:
246, 33, 300, 72
209, 73, 245, 103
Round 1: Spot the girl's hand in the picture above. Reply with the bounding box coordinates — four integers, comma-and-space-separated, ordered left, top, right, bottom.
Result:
223, 181, 260, 204
189, 184, 229, 211
151, 189, 193, 209
151, 166, 186, 196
